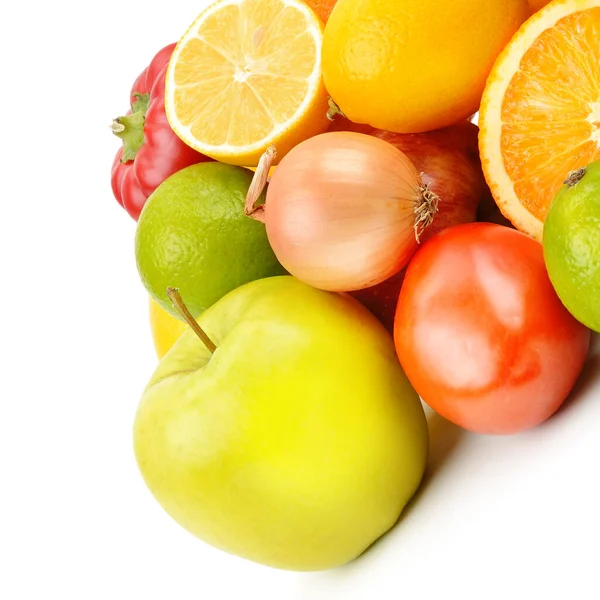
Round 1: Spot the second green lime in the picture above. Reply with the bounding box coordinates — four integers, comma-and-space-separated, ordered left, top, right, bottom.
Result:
135, 162, 286, 319
543, 160, 600, 333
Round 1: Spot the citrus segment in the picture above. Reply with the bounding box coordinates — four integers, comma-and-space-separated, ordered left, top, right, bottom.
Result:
165, 0, 330, 166
479, 0, 600, 240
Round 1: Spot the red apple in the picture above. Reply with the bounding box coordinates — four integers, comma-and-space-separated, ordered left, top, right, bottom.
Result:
348, 270, 407, 334
330, 118, 491, 332
477, 188, 515, 228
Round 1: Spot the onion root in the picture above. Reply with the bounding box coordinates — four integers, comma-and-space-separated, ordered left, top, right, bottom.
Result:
414, 181, 439, 243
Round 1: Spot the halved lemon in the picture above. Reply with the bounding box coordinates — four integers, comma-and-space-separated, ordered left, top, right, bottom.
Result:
479, 0, 600, 240
164, 0, 330, 166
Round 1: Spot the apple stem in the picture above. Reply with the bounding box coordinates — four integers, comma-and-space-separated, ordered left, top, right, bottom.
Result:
245, 145, 276, 223
166, 287, 217, 354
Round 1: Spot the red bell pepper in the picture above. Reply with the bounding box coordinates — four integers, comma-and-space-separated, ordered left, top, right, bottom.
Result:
111, 43, 210, 220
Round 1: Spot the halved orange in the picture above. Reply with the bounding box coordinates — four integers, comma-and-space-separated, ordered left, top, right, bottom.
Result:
164, 0, 330, 166
479, 0, 600, 240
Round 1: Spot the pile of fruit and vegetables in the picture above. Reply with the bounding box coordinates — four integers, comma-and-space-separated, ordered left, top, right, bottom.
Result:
111, 0, 600, 572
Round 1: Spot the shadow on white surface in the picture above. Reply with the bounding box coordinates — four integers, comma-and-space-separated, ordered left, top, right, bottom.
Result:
346, 409, 467, 551
291, 335, 600, 600
353, 409, 467, 555
289, 411, 469, 598
544, 333, 599, 424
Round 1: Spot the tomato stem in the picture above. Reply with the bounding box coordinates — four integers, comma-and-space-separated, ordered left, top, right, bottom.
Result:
245, 145, 276, 223
414, 182, 440, 243
166, 287, 216, 354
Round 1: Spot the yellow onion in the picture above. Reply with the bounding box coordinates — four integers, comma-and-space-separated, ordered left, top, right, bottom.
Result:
246, 132, 438, 292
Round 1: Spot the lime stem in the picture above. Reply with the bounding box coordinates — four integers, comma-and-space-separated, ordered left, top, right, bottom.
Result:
166, 287, 216, 354
245, 145, 276, 223
564, 168, 586, 187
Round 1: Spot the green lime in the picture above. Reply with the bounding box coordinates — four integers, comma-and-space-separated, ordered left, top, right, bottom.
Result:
135, 162, 286, 319
543, 161, 600, 333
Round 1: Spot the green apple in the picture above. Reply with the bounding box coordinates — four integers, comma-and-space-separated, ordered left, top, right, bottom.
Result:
133, 276, 428, 571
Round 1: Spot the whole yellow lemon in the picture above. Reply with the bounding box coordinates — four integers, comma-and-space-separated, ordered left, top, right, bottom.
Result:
148, 297, 187, 359
322, 0, 530, 133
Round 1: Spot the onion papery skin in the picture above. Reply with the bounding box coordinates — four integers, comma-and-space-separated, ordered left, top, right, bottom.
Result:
264, 132, 426, 292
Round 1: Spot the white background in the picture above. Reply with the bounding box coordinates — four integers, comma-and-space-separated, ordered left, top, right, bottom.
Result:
1, 1, 599, 599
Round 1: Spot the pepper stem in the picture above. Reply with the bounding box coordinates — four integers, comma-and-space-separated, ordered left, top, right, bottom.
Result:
245, 145, 276, 223
166, 287, 217, 354
111, 92, 150, 162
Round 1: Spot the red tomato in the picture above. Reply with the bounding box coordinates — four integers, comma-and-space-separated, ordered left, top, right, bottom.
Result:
394, 223, 590, 435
